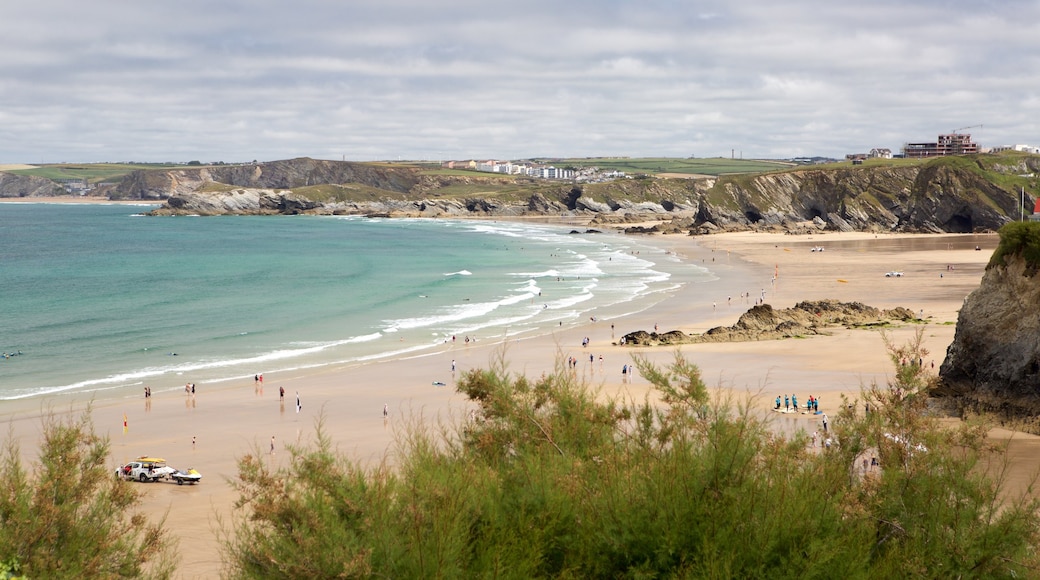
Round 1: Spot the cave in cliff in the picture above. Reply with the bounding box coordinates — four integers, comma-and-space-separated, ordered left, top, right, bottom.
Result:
944, 214, 974, 233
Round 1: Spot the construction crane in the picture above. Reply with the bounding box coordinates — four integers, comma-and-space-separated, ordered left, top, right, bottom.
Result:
951, 124, 982, 134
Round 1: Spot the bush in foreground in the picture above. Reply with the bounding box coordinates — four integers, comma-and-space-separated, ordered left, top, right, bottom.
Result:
0, 410, 176, 579
223, 338, 1040, 578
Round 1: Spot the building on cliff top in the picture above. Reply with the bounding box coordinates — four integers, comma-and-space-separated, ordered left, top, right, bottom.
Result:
1030, 199, 1040, 222
902, 133, 979, 158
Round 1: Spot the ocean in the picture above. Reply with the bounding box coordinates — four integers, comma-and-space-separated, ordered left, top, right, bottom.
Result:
0, 203, 713, 402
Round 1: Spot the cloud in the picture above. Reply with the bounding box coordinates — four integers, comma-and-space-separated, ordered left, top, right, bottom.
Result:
1, 0, 1038, 163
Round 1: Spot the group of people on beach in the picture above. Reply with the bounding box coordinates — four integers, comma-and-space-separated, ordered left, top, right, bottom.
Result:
775, 393, 820, 414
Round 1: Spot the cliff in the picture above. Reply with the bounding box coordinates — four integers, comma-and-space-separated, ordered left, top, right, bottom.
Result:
109, 158, 421, 200
140, 155, 1037, 233
935, 222, 1040, 430
690, 161, 1023, 233
0, 172, 64, 198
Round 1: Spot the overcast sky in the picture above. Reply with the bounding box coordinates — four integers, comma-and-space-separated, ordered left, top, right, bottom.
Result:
2, 0, 1038, 164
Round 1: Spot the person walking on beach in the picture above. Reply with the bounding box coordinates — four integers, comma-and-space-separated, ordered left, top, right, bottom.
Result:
192, 435, 196, 450
451, 359, 456, 373
784, 395, 790, 411
270, 436, 275, 455
279, 386, 284, 401
296, 392, 301, 414
383, 403, 388, 418
822, 413, 829, 433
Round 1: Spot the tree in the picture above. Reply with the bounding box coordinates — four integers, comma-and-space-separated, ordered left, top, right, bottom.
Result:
0, 409, 176, 578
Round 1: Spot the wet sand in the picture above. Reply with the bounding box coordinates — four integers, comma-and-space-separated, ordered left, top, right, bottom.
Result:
1, 228, 1011, 578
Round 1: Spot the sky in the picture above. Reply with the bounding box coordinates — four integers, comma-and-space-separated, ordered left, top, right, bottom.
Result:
2, 0, 1039, 164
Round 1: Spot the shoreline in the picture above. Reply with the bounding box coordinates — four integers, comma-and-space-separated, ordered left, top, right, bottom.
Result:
1, 221, 1006, 578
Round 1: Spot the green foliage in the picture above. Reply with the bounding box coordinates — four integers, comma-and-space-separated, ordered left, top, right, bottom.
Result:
223, 340, 1040, 578
0, 409, 176, 578
989, 220, 1040, 271
0, 556, 25, 579
833, 328, 1040, 577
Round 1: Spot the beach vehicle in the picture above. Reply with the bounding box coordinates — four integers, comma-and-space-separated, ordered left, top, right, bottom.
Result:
169, 467, 202, 485
884, 271, 904, 277
115, 457, 176, 482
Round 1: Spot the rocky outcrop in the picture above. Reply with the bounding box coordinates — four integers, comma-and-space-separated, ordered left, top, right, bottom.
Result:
621, 300, 916, 345
936, 244, 1040, 430
150, 189, 322, 215
0, 172, 64, 198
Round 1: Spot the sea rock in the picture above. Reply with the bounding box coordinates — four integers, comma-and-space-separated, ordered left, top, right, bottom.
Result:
621, 300, 914, 345
936, 251, 1040, 429
152, 189, 321, 215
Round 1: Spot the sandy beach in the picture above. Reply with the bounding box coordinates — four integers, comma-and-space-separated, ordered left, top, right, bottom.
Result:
0, 227, 1006, 578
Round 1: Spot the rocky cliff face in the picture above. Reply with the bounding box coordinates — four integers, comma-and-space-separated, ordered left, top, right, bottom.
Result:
686, 164, 1022, 233
0, 172, 63, 198
111, 158, 421, 200
936, 251, 1040, 429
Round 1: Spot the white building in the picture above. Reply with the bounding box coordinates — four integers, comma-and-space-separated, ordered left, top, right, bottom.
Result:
991, 144, 1040, 155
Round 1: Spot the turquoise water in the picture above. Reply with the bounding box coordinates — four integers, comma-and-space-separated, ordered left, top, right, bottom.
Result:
0, 204, 712, 401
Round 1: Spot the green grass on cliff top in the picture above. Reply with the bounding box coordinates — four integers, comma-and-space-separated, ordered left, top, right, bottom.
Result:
551, 157, 793, 176
8, 162, 180, 183
990, 221, 1040, 270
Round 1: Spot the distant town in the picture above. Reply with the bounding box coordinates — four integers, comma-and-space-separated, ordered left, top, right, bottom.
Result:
441, 132, 1040, 180
439, 159, 624, 183
840, 131, 1039, 164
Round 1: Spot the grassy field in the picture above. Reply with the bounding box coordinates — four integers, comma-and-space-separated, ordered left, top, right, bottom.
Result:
7, 163, 180, 183
553, 157, 795, 176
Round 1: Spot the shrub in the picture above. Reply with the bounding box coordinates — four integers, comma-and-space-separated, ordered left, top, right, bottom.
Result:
223, 337, 1040, 577
0, 409, 176, 578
